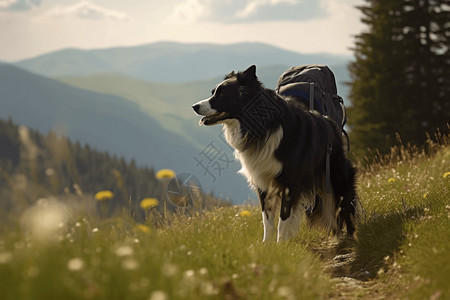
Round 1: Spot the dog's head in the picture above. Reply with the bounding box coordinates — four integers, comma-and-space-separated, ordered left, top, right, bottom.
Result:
192, 65, 259, 126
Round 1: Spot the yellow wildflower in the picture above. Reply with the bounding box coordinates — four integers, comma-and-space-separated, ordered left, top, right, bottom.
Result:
423, 193, 428, 199
136, 224, 151, 233
156, 169, 175, 179
443, 172, 450, 179
388, 178, 396, 183
239, 210, 251, 217
140, 198, 159, 209
94, 190, 114, 201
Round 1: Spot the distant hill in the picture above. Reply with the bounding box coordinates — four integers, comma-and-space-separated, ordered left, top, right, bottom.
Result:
58, 73, 218, 147
0, 64, 253, 202
0, 64, 195, 169
15, 42, 351, 83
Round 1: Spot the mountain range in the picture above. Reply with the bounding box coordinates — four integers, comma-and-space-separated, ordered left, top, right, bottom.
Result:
15, 41, 351, 83
2, 42, 352, 203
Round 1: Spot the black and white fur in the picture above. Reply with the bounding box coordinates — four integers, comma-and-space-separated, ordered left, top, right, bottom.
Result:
192, 65, 359, 242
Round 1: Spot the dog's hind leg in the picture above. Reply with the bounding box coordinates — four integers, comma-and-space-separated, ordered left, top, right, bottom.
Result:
339, 162, 359, 238
340, 186, 358, 238
277, 188, 303, 242
258, 188, 277, 242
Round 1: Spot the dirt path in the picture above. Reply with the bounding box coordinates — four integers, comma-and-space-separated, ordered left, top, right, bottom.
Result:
314, 239, 385, 299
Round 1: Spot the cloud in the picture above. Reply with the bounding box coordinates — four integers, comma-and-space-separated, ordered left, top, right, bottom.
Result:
45, 1, 130, 22
166, 0, 205, 23
0, 0, 42, 11
166, 0, 326, 23
234, 0, 299, 19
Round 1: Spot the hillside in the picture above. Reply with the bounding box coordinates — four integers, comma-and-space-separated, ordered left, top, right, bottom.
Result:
14, 42, 350, 83
0, 64, 253, 202
0, 64, 195, 170
58, 73, 220, 147
0, 118, 228, 221
0, 130, 448, 299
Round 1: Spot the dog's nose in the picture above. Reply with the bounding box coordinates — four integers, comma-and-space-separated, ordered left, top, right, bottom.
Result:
192, 104, 200, 113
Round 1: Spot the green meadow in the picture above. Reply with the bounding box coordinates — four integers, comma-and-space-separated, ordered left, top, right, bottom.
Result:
0, 131, 449, 300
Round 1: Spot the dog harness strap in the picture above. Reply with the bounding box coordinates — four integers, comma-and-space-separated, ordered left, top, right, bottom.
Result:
326, 143, 332, 194
343, 129, 351, 152
309, 82, 314, 111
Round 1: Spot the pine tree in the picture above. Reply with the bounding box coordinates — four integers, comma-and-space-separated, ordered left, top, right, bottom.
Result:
348, 0, 450, 157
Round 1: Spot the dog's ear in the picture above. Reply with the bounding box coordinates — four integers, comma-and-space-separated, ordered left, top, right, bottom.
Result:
237, 65, 257, 85
225, 70, 236, 79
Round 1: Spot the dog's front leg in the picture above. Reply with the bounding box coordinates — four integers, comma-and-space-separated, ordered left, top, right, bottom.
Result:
258, 189, 276, 242
277, 188, 302, 242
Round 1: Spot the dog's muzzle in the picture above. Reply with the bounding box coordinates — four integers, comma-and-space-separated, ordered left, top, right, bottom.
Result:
192, 100, 229, 126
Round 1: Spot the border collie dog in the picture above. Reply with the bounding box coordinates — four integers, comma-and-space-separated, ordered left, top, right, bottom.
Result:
192, 65, 359, 242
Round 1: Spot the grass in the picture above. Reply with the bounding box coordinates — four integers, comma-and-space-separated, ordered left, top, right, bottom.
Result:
0, 206, 330, 300
347, 132, 450, 299
0, 133, 449, 299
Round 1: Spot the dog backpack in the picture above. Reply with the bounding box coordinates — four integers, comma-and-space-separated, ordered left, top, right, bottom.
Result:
275, 65, 349, 193
275, 65, 349, 150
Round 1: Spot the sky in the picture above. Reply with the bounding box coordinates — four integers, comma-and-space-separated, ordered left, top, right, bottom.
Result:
0, 0, 365, 62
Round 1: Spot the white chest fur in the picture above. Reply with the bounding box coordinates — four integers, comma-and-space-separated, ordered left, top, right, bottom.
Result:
223, 121, 283, 191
